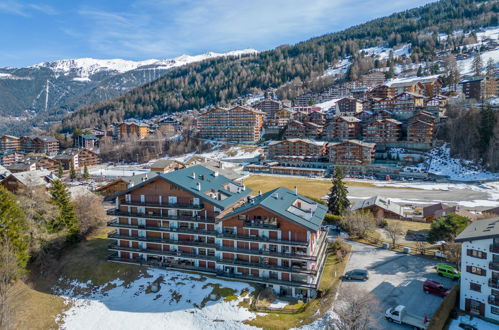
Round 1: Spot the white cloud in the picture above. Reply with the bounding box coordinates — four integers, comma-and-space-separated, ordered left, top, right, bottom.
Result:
0, 0, 56, 16
74, 0, 437, 59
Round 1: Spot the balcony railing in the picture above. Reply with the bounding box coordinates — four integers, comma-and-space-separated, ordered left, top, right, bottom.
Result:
490, 262, 499, 271
489, 278, 499, 289
108, 244, 217, 261
217, 258, 316, 275
216, 246, 316, 261
108, 231, 216, 248
489, 295, 499, 306
243, 220, 279, 230
217, 232, 308, 246
107, 220, 217, 236
107, 209, 215, 223
490, 244, 499, 253
120, 200, 204, 210
107, 254, 317, 289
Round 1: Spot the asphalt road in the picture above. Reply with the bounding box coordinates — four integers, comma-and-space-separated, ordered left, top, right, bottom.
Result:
340, 241, 457, 329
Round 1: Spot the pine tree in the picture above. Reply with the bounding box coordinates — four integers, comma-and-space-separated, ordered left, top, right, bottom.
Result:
48, 180, 79, 240
57, 162, 64, 178
69, 162, 76, 180
480, 106, 496, 154
486, 58, 495, 77
472, 53, 483, 76
417, 66, 423, 77
83, 165, 90, 179
327, 167, 350, 216
0, 186, 30, 268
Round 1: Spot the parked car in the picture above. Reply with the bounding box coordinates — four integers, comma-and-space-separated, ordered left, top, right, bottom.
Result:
343, 269, 369, 281
385, 305, 428, 329
435, 264, 461, 280
423, 280, 450, 297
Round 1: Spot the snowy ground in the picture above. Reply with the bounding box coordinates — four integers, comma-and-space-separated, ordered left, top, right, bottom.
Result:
54, 268, 257, 330
404, 145, 499, 182
448, 315, 498, 330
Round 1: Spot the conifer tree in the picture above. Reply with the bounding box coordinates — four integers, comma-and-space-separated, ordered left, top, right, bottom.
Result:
83, 165, 90, 179
57, 162, 63, 178
327, 167, 350, 216
0, 186, 30, 268
69, 162, 76, 180
486, 58, 495, 77
48, 180, 79, 240
472, 53, 483, 76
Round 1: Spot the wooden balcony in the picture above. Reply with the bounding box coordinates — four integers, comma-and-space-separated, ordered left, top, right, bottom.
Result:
120, 199, 204, 210
107, 219, 217, 236
107, 209, 215, 224
217, 232, 308, 246
216, 246, 316, 261
108, 244, 217, 261
108, 231, 216, 249
217, 258, 316, 275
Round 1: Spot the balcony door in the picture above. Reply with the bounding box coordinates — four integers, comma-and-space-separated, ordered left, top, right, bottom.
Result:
168, 196, 177, 205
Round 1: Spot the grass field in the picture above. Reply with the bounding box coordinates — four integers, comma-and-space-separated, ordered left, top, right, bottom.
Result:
242, 175, 382, 200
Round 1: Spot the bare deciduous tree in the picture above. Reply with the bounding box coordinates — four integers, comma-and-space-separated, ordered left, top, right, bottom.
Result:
415, 241, 429, 255
444, 242, 462, 270
340, 211, 376, 239
73, 193, 107, 237
330, 284, 378, 330
384, 222, 404, 249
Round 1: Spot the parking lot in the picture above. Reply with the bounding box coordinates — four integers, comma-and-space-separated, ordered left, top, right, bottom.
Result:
340, 241, 457, 329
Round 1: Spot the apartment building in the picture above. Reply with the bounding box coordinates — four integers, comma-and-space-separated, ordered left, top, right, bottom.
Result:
367, 85, 394, 99
373, 92, 426, 120
198, 106, 265, 143
456, 217, 499, 322
75, 134, 98, 150
284, 120, 306, 139
107, 165, 328, 298
304, 122, 324, 139
78, 149, 101, 167
328, 140, 376, 165
460, 77, 497, 101
336, 98, 363, 116
267, 139, 327, 163
306, 111, 327, 126
407, 112, 435, 144
326, 116, 361, 141
118, 122, 149, 139
388, 81, 425, 96
0, 150, 25, 166
360, 72, 386, 88
252, 98, 283, 118
363, 118, 402, 143
0, 135, 20, 152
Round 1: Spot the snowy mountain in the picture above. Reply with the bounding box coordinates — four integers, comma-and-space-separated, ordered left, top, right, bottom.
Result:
0, 49, 258, 128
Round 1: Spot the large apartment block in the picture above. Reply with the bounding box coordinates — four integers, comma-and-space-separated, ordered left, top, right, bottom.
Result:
456, 217, 499, 322
363, 118, 402, 143
328, 140, 376, 165
267, 139, 327, 163
107, 165, 328, 298
198, 106, 265, 143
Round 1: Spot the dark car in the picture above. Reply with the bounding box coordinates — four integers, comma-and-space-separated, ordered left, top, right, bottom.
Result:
343, 269, 369, 281
423, 279, 450, 297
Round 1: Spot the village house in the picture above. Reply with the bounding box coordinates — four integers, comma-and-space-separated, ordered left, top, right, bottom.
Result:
150, 159, 185, 173
326, 116, 361, 141
106, 165, 328, 298
0, 169, 55, 192
306, 111, 327, 126
78, 149, 101, 168
328, 140, 376, 165
352, 196, 407, 220
0, 150, 25, 166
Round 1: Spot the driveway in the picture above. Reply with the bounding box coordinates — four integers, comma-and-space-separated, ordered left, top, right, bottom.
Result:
340, 241, 456, 329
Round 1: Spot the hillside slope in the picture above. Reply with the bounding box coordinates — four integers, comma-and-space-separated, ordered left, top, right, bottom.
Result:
62, 0, 498, 131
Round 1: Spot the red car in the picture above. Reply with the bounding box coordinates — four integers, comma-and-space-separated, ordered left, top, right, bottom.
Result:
423, 280, 450, 297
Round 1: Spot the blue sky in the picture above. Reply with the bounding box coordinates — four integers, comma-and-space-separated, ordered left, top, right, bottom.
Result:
0, 0, 437, 67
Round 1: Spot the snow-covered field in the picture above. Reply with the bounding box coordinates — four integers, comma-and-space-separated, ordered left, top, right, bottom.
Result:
404, 145, 499, 182
448, 315, 498, 330
55, 268, 257, 330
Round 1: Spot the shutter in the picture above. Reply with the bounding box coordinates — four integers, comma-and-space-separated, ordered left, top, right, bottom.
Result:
480, 302, 485, 316
465, 298, 470, 312
482, 252, 487, 259
467, 249, 472, 256
466, 265, 472, 273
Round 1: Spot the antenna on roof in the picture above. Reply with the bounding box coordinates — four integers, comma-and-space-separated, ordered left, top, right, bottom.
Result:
294, 186, 297, 195
192, 172, 196, 179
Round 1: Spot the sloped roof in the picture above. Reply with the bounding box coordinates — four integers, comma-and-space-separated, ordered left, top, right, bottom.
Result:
8, 169, 54, 187
423, 202, 449, 218
353, 196, 405, 217
150, 159, 180, 169
115, 165, 251, 209
221, 186, 327, 232
455, 217, 499, 242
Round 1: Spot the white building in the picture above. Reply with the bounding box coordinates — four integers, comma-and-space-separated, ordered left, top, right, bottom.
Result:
455, 217, 499, 322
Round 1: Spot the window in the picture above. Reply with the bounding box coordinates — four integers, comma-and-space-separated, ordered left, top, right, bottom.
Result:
467, 249, 487, 259
470, 283, 481, 292
467, 266, 486, 276
492, 306, 499, 316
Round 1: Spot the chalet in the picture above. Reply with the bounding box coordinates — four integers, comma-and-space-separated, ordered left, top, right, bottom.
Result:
267, 139, 327, 163
106, 165, 328, 298
0, 150, 25, 166
6, 161, 36, 173
328, 140, 376, 165
95, 172, 158, 199
32, 136, 59, 155
118, 122, 149, 139
78, 149, 101, 168
284, 120, 306, 139
425, 95, 448, 117
326, 116, 361, 141
0, 135, 20, 152
150, 159, 185, 173
336, 98, 363, 116
1, 169, 54, 192
306, 111, 327, 126
367, 85, 393, 99
35, 156, 60, 173
388, 81, 425, 96
304, 122, 323, 139
352, 196, 406, 220
363, 118, 401, 143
